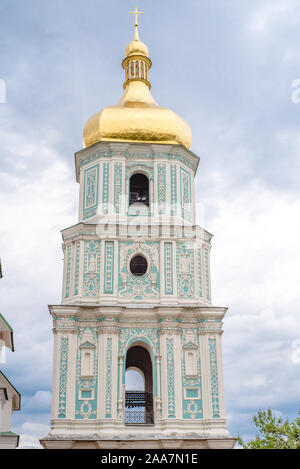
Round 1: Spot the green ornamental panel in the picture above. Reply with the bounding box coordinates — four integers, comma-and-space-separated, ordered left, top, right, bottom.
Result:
118, 241, 160, 300
83, 241, 101, 297
75, 328, 98, 420
176, 242, 195, 298
83, 164, 99, 220
182, 329, 203, 420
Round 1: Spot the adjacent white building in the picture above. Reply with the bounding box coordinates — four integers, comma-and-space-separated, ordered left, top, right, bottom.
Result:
0, 261, 21, 449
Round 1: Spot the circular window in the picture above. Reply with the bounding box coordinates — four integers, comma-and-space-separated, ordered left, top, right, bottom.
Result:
130, 255, 148, 276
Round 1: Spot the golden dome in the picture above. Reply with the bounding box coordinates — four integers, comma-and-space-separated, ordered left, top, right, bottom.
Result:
83, 14, 192, 150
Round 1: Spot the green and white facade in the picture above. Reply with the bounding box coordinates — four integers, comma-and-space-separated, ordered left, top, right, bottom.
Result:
41, 141, 235, 449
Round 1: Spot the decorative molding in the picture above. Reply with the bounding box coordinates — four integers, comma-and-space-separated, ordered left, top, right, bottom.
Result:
119, 328, 160, 356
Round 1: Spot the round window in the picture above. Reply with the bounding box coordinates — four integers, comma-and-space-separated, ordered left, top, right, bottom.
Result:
130, 255, 148, 276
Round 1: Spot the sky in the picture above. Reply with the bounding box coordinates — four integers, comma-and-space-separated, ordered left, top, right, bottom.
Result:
0, 0, 300, 448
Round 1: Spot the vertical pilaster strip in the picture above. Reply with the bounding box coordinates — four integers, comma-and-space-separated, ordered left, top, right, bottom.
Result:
102, 162, 109, 215
204, 247, 211, 302
166, 337, 176, 418
180, 167, 192, 222
198, 246, 203, 299
170, 164, 177, 216
208, 337, 220, 418
74, 242, 80, 296
157, 163, 166, 215
117, 355, 124, 421
58, 337, 69, 419
64, 245, 72, 299
114, 162, 122, 214
198, 332, 211, 420
155, 356, 162, 419
51, 329, 60, 419
104, 241, 114, 294
105, 337, 113, 418
164, 242, 173, 295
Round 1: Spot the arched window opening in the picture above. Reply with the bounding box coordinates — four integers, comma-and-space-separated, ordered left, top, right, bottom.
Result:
129, 173, 149, 206
125, 346, 154, 425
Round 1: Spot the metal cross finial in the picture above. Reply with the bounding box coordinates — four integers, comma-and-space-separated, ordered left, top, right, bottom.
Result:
129, 6, 144, 27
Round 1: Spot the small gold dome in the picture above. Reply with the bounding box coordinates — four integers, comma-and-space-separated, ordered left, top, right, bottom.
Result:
83, 20, 192, 150
125, 37, 148, 58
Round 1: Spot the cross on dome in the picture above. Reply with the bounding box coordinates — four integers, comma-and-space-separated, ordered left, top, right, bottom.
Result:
129, 6, 144, 27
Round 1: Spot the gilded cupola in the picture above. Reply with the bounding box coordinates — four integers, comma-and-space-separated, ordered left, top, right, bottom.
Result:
83, 8, 192, 150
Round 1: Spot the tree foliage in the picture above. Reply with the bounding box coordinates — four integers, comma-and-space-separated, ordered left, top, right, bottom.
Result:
238, 409, 300, 449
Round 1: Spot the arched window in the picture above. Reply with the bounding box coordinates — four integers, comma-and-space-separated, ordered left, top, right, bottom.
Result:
129, 173, 149, 206
125, 345, 154, 425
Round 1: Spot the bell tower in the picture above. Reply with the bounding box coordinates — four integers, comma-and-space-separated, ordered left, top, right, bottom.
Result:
41, 11, 236, 450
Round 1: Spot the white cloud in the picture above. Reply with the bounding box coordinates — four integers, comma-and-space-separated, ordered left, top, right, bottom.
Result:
247, 0, 297, 34
18, 422, 49, 449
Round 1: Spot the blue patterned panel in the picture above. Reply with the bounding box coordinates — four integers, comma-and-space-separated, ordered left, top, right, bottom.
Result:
83, 164, 99, 220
